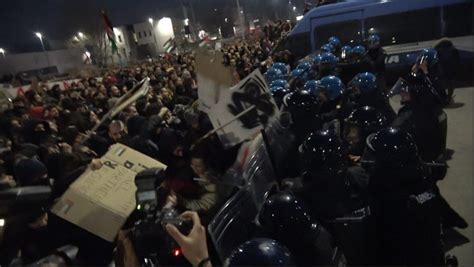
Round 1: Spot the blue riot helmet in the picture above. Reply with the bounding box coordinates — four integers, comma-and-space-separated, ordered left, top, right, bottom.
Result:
314, 75, 345, 102
270, 79, 289, 89
367, 34, 381, 49
265, 68, 284, 82
313, 54, 322, 65
351, 45, 366, 56
340, 45, 352, 60
416, 48, 439, 67
296, 61, 312, 71
328, 36, 342, 50
318, 52, 338, 75
224, 238, 294, 267
291, 68, 310, 83
320, 43, 335, 54
272, 62, 289, 75
304, 80, 321, 94
258, 192, 343, 266
348, 72, 377, 95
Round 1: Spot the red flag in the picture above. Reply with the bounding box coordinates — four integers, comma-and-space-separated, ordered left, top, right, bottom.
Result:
102, 10, 118, 53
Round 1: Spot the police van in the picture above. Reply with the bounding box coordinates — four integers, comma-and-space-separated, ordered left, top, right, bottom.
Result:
279, 0, 474, 82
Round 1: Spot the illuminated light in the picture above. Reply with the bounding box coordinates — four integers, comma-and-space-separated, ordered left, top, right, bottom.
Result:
113, 27, 121, 35
173, 248, 181, 257
137, 204, 141, 210
0, 218, 4, 227
293, 6, 296, 11
157, 17, 174, 37
184, 18, 189, 26
225, 17, 228, 23
73, 36, 80, 42
85, 51, 91, 58
78, 32, 85, 39
296, 15, 304, 21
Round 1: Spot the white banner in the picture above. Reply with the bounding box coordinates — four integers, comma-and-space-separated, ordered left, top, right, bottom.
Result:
0, 79, 82, 97
207, 69, 280, 148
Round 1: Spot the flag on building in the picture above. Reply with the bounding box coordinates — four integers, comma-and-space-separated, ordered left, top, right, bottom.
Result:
163, 38, 176, 53
198, 36, 212, 48
102, 10, 118, 54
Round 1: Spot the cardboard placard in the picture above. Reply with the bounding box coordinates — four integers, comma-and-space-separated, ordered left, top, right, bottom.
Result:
51, 144, 167, 242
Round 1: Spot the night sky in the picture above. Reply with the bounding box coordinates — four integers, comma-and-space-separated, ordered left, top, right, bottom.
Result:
0, 0, 299, 54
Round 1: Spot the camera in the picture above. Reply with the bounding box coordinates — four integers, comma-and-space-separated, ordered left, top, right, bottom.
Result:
131, 168, 192, 265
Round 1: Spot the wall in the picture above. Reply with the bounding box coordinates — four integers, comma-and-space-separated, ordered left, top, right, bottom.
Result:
113, 26, 133, 61
0, 48, 84, 75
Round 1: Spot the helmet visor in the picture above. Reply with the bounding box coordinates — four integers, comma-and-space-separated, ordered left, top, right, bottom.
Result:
388, 77, 408, 97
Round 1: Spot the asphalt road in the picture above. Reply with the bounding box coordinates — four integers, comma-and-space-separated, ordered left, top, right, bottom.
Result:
391, 86, 473, 267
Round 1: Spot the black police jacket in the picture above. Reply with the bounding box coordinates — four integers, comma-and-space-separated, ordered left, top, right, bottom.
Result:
370, 178, 444, 266
297, 166, 370, 221
392, 101, 445, 162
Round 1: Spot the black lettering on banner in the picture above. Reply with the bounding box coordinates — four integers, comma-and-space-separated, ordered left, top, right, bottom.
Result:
227, 76, 276, 129
103, 160, 118, 170
124, 160, 134, 169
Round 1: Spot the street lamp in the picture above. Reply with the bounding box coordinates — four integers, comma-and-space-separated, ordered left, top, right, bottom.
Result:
148, 18, 159, 56
78, 32, 85, 39
35, 32, 51, 67
0, 48, 5, 60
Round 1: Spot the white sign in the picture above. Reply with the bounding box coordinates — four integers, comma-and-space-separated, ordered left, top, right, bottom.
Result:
207, 70, 280, 148
51, 144, 167, 242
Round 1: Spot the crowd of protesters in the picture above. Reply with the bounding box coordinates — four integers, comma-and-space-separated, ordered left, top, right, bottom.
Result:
0, 51, 242, 264
221, 20, 296, 80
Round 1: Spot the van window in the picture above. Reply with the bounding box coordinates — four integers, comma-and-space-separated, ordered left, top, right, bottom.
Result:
365, 8, 441, 46
281, 32, 311, 59
444, 2, 474, 37
314, 20, 362, 48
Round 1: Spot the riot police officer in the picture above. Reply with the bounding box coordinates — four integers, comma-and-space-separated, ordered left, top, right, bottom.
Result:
297, 130, 373, 264
390, 73, 468, 230
328, 36, 342, 56
283, 89, 322, 142
366, 127, 444, 266
347, 72, 396, 122
290, 62, 313, 90
343, 106, 388, 159
413, 48, 449, 106
312, 75, 349, 127
258, 191, 347, 266
339, 45, 373, 84
316, 52, 339, 79
366, 34, 387, 93
389, 71, 446, 161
